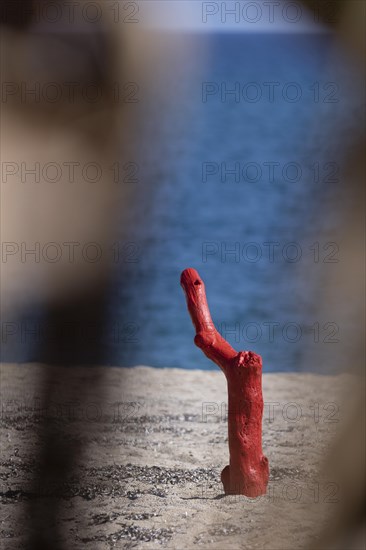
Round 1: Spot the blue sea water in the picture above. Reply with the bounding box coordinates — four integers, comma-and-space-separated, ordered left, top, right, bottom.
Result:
3, 32, 362, 372
106, 32, 361, 372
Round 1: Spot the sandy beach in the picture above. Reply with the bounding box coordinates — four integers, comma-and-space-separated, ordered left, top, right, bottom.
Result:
0, 363, 351, 549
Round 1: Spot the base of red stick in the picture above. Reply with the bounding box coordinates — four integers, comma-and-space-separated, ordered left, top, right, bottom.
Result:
221, 351, 269, 497
221, 457, 269, 497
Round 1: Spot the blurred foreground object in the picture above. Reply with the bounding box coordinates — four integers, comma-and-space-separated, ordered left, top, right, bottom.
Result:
307, 1, 365, 549
1, 1, 200, 546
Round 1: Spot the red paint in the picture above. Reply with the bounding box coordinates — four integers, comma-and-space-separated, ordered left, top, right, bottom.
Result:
180, 268, 269, 497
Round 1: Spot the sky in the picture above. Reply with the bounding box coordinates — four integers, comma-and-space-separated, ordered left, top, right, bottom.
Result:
141, 0, 328, 33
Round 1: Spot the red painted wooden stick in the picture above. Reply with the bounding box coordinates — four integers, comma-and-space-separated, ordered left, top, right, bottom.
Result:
180, 268, 269, 497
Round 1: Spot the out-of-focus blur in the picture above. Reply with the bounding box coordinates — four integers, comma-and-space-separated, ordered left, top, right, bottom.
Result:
1, 1, 201, 546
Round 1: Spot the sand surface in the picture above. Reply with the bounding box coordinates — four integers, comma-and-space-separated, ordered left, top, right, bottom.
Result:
0, 364, 350, 549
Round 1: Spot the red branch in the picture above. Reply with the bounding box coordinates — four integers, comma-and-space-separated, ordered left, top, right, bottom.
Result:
181, 268, 269, 497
